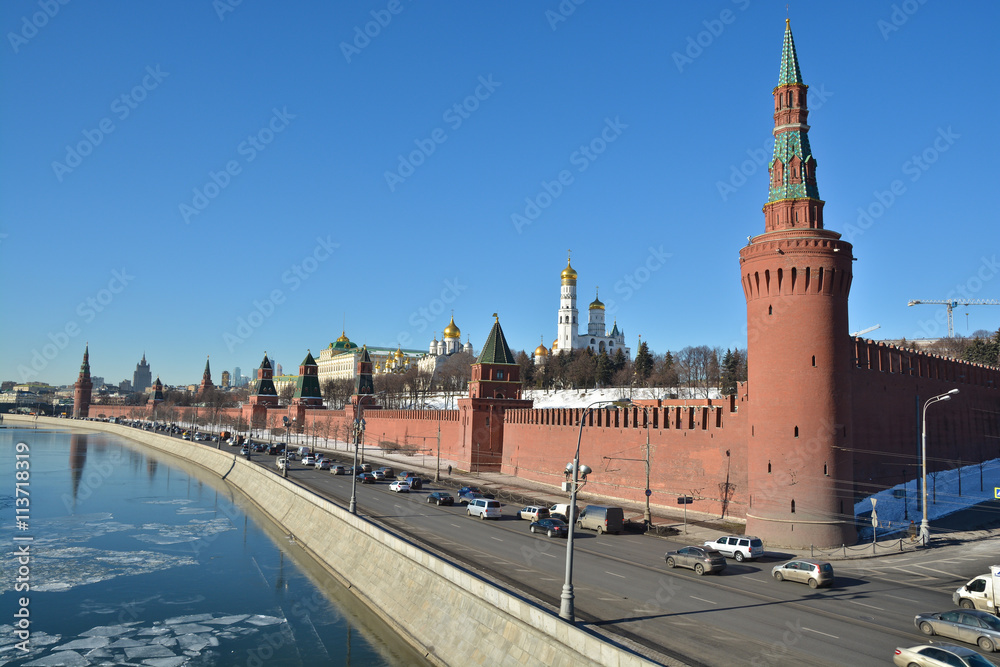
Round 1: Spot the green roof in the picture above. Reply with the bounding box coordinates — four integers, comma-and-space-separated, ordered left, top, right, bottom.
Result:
777, 19, 802, 86
475, 317, 516, 365
300, 351, 317, 367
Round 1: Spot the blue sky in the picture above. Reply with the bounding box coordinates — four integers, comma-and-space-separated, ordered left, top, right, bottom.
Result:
2, 1, 997, 387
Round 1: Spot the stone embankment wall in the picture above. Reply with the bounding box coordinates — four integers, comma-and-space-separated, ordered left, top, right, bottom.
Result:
10, 416, 663, 667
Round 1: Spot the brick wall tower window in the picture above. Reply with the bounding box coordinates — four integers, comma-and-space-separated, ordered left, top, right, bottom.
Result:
794, 426, 799, 438
791, 500, 796, 513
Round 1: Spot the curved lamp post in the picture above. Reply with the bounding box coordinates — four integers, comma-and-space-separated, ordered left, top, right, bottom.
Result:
920, 388, 959, 545
560, 399, 618, 622
348, 390, 384, 515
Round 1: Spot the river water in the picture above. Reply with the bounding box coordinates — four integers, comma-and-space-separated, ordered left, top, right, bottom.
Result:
0, 426, 427, 666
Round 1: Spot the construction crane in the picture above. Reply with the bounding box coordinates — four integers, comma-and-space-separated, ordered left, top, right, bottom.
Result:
907, 299, 1000, 337
851, 324, 881, 338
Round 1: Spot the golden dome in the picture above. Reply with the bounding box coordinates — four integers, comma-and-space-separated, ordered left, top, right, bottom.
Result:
443, 315, 461, 339
336, 330, 350, 343
395, 346, 404, 358
534, 344, 549, 357
552, 338, 559, 351
589, 288, 605, 310
560, 257, 578, 282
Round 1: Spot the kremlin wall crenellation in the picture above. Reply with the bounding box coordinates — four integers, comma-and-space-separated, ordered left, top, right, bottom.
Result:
71, 21, 999, 549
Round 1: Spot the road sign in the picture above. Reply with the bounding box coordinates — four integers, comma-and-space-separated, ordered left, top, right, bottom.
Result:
677, 496, 693, 505
645, 489, 652, 497
995, 487, 1000, 499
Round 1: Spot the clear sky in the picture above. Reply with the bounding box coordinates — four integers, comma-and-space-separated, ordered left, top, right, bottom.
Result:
2, 1, 997, 387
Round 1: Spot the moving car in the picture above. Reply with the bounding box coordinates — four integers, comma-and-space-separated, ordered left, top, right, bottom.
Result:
467, 498, 502, 520
459, 490, 492, 505
317, 459, 332, 471
377, 466, 395, 478
396, 472, 422, 489
664, 546, 727, 575
703, 535, 764, 562
954, 566, 1000, 613
529, 518, 568, 538
893, 644, 995, 667
389, 480, 411, 493
772, 559, 834, 588
331, 465, 347, 476
356, 472, 377, 484
915, 610, 1000, 652
276, 458, 287, 470
426, 492, 454, 506
576, 505, 624, 535
301, 455, 316, 467
372, 470, 386, 480
517, 506, 550, 521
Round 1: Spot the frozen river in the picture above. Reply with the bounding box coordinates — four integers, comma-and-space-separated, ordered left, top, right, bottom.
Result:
0, 426, 427, 666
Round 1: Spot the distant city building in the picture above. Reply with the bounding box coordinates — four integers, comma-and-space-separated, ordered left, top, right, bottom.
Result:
91, 376, 105, 387
221, 370, 230, 388
119, 379, 132, 393
552, 253, 630, 359
233, 366, 242, 386
133, 353, 151, 393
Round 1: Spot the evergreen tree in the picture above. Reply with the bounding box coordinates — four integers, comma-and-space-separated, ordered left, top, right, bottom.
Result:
720, 349, 737, 395
963, 328, 1000, 367
595, 350, 613, 386
634, 341, 653, 385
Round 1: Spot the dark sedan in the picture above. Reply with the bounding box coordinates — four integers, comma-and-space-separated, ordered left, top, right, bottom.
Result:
664, 546, 727, 575
426, 492, 454, 506
356, 472, 377, 484
529, 518, 568, 538
915, 610, 1000, 652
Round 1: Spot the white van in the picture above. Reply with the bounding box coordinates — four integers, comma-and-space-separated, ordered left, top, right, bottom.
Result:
467, 498, 502, 520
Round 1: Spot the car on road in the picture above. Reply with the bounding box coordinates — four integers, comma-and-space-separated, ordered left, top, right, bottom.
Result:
771, 559, 834, 588
376, 466, 395, 478
703, 535, 764, 562
915, 610, 1000, 652
372, 470, 386, 480
317, 459, 332, 470
426, 492, 454, 506
467, 498, 502, 520
893, 643, 996, 667
664, 546, 727, 575
356, 472, 377, 484
529, 518, 567, 538
301, 455, 316, 467
182, 432, 192, 441
359, 463, 372, 473
517, 506, 550, 521
389, 480, 411, 493
396, 472, 423, 489
331, 465, 347, 476
276, 458, 287, 470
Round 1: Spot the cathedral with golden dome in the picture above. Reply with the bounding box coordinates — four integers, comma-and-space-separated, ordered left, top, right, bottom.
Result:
540, 253, 630, 362
418, 314, 474, 375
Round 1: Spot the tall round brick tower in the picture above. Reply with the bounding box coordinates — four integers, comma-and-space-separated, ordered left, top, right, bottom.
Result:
740, 20, 856, 548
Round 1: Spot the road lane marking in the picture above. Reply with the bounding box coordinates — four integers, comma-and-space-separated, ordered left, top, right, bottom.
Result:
914, 564, 962, 579
490, 536, 503, 542
450, 523, 461, 528
540, 552, 556, 558
847, 600, 884, 611
803, 627, 838, 639
690, 596, 716, 605
885, 594, 918, 603
605, 571, 625, 579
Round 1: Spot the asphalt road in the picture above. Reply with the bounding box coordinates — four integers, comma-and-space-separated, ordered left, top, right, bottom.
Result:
158, 428, 1000, 666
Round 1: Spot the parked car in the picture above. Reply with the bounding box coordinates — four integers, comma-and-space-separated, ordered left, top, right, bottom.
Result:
518, 506, 550, 521
389, 480, 411, 493
576, 505, 625, 535
771, 559, 835, 589
664, 546, 727, 575
893, 644, 996, 667
915, 610, 1000, 652
703, 535, 764, 562
529, 518, 568, 538
467, 498, 502, 520
426, 492, 454, 506
356, 472, 377, 484
331, 465, 347, 476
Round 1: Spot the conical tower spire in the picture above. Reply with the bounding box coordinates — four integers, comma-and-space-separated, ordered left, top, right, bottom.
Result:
777, 18, 802, 85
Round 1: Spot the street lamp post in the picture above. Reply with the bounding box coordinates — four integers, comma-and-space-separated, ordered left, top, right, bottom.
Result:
348, 390, 384, 515
560, 400, 613, 622
920, 388, 959, 545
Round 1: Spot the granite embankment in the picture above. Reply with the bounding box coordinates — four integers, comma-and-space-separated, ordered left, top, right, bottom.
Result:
9, 416, 669, 667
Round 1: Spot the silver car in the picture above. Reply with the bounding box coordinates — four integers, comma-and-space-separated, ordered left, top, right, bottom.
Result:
915, 610, 1000, 653
771, 559, 834, 588
893, 643, 996, 667
664, 546, 726, 575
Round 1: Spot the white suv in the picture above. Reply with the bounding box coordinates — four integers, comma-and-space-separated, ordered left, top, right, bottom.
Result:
467, 498, 502, 520
703, 535, 764, 562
